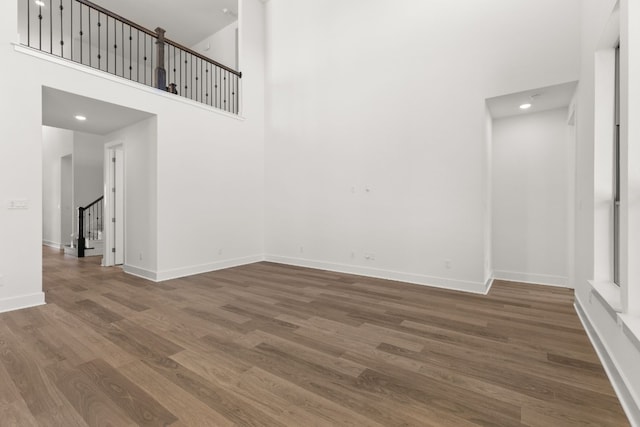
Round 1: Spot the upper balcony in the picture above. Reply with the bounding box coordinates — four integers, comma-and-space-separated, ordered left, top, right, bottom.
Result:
17, 0, 242, 115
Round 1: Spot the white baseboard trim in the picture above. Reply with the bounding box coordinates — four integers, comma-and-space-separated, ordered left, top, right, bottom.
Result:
493, 270, 568, 287
484, 273, 495, 295
42, 240, 62, 249
264, 255, 490, 294
134, 255, 265, 283
0, 292, 46, 314
123, 264, 158, 281
575, 297, 640, 427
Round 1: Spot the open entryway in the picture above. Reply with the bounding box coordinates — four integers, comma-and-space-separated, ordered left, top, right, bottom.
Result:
41, 86, 155, 276
486, 81, 578, 289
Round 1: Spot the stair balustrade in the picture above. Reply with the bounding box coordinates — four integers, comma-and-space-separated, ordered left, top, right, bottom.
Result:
19, 0, 242, 114
77, 195, 103, 258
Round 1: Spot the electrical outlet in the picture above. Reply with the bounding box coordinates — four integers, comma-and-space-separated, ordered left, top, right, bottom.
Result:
139, 252, 143, 261
300, 246, 304, 254
218, 248, 223, 256
350, 251, 356, 259
444, 259, 452, 269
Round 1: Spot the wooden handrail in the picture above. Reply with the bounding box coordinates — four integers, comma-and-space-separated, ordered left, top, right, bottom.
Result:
75, 0, 156, 37
75, 0, 241, 77
164, 38, 242, 77
82, 195, 104, 210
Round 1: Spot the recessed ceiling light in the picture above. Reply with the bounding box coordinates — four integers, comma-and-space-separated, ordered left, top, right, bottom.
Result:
519, 103, 532, 110
75, 115, 87, 121
35, 0, 45, 7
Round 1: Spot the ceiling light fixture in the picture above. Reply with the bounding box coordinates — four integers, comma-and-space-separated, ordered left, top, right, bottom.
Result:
519, 103, 532, 110
75, 115, 87, 121
35, 0, 45, 6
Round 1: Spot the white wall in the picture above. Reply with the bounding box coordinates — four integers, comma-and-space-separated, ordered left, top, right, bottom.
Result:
73, 132, 105, 207
42, 126, 73, 248
105, 117, 158, 275
492, 108, 569, 287
0, 0, 265, 311
192, 21, 238, 70
263, 0, 581, 292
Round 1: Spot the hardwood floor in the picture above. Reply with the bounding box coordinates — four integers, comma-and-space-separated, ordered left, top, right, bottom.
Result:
0, 246, 629, 426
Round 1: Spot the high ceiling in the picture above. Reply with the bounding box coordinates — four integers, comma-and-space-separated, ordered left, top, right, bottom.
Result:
96, 0, 238, 46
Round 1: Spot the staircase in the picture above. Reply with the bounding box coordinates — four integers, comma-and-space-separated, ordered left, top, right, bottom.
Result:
64, 196, 104, 258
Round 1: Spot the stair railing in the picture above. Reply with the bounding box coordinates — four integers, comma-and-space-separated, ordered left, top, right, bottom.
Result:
19, 0, 242, 114
77, 195, 103, 258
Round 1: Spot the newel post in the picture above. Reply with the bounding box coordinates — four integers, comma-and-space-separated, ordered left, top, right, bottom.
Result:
155, 27, 167, 90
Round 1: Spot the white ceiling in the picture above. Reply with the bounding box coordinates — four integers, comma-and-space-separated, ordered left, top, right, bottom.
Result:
486, 81, 578, 119
42, 87, 154, 135
97, 0, 238, 47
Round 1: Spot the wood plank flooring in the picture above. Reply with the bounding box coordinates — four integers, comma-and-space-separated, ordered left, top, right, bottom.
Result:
0, 246, 629, 426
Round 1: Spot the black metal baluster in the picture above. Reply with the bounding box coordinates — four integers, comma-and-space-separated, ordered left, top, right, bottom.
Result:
106, 15, 109, 72
97, 12, 101, 70
49, 0, 52, 53
232, 75, 235, 113
143, 33, 147, 85
38, 2, 42, 50
27, 0, 30, 46
113, 18, 117, 76
88, 6, 91, 67
200, 58, 203, 102
190, 53, 193, 99
173, 45, 177, 92
121, 20, 124, 76
129, 26, 132, 80
59, 0, 63, 57
79, 3, 83, 64
211, 64, 214, 107
184, 53, 188, 96
136, 30, 139, 82
194, 57, 198, 101
224, 71, 227, 111
205, 63, 209, 105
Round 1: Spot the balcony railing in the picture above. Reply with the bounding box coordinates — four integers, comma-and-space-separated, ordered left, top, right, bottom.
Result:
18, 0, 241, 114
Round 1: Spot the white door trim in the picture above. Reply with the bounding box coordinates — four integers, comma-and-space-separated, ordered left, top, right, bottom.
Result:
103, 141, 124, 267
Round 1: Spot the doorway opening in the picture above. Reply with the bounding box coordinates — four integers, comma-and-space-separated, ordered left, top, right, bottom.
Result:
41, 87, 155, 277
